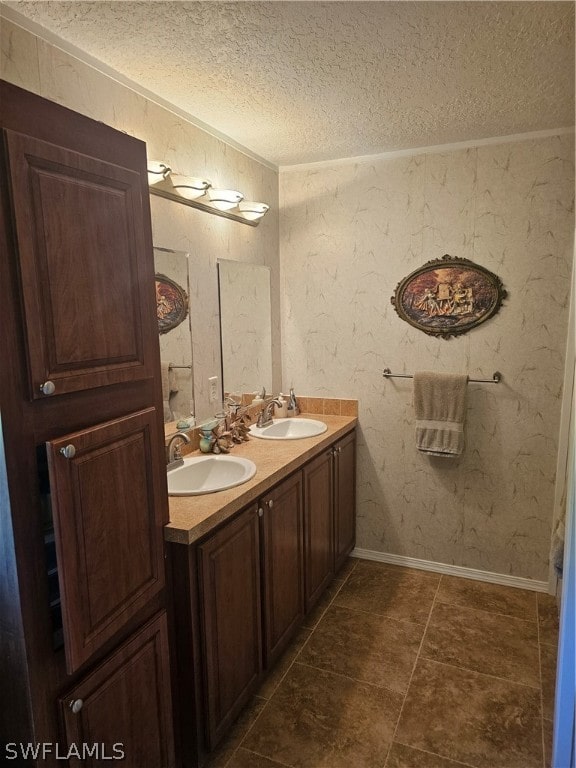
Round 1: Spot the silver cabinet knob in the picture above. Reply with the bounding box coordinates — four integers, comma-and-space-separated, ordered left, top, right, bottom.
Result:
69, 699, 83, 714
40, 380, 56, 395
258, 507, 264, 517
60, 444, 76, 459
267, 499, 274, 509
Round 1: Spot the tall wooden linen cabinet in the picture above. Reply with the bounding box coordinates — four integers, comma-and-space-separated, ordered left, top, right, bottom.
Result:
0, 81, 175, 766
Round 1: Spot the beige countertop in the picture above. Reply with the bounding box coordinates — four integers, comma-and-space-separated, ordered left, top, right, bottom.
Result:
165, 413, 357, 546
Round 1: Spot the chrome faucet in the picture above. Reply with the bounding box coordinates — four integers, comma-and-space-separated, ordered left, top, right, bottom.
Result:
256, 399, 282, 428
166, 431, 191, 470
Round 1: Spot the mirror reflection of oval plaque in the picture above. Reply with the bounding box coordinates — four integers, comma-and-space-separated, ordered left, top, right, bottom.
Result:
155, 273, 189, 334
391, 255, 507, 339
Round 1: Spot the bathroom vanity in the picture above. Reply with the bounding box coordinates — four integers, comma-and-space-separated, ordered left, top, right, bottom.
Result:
166, 414, 356, 766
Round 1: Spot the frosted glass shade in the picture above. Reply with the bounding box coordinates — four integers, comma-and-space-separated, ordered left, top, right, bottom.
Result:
208, 189, 243, 210
171, 175, 211, 200
238, 202, 270, 221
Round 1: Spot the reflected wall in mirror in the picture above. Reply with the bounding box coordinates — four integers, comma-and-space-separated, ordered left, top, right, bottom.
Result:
154, 247, 195, 423
218, 260, 273, 398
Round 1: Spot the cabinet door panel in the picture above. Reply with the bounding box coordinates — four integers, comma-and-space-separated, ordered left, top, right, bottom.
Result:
59, 612, 175, 767
198, 505, 262, 749
334, 432, 357, 571
261, 472, 304, 666
47, 409, 167, 673
4, 129, 154, 399
303, 450, 334, 611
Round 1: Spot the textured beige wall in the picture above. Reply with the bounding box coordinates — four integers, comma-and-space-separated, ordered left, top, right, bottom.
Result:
280, 137, 574, 581
1, 18, 281, 422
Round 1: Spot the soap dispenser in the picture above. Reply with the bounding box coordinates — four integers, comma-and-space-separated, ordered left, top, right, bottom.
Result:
287, 387, 299, 417
252, 386, 266, 406
275, 393, 288, 418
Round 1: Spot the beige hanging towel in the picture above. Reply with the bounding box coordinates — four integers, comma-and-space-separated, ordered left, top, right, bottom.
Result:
413, 371, 468, 457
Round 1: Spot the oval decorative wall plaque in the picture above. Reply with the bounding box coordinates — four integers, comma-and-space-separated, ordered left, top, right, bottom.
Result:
390, 255, 507, 339
155, 273, 189, 334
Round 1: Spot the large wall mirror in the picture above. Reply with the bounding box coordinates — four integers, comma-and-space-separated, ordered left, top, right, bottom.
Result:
154, 247, 195, 423
217, 259, 272, 398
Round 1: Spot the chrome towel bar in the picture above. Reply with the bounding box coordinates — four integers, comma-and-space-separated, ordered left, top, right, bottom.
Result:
383, 368, 502, 384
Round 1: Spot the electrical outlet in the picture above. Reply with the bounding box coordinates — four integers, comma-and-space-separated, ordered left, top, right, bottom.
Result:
208, 376, 218, 403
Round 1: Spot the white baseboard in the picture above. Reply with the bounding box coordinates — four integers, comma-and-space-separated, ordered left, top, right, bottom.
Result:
351, 548, 549, 593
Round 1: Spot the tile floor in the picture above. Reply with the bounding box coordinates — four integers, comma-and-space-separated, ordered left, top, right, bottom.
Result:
207, 558, 559, 768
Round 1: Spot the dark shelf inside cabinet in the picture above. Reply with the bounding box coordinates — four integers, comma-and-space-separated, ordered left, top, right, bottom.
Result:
37, 446, 64, 651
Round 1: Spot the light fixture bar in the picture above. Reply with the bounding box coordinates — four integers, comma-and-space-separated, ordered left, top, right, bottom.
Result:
150, 182, 262, 227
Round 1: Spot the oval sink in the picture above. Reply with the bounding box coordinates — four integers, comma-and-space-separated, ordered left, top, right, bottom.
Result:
167, 455, 256, 496
249, 417, 327, 440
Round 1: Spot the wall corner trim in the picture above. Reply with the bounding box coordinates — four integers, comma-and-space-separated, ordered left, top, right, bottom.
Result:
351, 548, 549, 593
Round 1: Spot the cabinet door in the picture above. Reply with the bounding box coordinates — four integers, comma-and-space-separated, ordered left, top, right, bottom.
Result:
4, 129, 155, 399
303, 450, 334, 611
260, 472, 304, 667
46, 409, 167, 673
198, 505, 262, 749
334, 431, 357, 571
59, 612, 175, 768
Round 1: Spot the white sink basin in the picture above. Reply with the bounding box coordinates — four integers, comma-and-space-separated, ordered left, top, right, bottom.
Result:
249, 417, 327, 440
167, 455, 256, 496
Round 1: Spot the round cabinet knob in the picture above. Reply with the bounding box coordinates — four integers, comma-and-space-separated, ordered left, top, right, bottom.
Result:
267, 499, 274, 509
337, 446, 342, 453
69, 699, 83, 714
60, 444, 76, 459
40, 380, 56, 396
258, 507, 264, 518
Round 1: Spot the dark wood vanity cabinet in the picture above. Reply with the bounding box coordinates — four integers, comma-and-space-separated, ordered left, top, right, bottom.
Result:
303, 449, 335, 610
171, 430, 355, 765
303, 431, 356, 609
333, 430, 357, 570
198, 504, 263, 749
195, 472, 304, 750
260, 471, 305, 666
0, 81, 174, 765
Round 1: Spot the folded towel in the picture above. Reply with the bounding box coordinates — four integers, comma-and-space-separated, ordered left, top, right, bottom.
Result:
413, 371, 468, 457
161, 362, 179, 422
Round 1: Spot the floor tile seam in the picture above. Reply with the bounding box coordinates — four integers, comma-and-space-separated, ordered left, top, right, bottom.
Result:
235, 695, 276, 757
434, 596, 539, 624
417, 655, 545, 694
331, 599, 430, 627
417, 650, 542, 691
539, 638, 560, 650
291, 659, 406, 697
385, 575, 443, 766
327, 599, 431, 630
234, 745, 296, 768
391, 739, 478, 768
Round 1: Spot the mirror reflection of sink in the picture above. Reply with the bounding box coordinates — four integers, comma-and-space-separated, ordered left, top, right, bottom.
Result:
249, 418, 328, 440
167, 455, 256, 496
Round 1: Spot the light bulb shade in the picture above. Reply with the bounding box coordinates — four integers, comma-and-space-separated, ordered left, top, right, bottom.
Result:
147, 161, 171, 185
238, 201, 270, 221
171, 175, 211, 200
208, 189, 243, 210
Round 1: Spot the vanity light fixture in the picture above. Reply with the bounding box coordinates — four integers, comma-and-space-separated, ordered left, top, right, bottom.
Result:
147, 160, 171, 185
207, 188, 244, 211
238, 201, 270, 221
171, 174, 211, 200
148, 165, 268, 226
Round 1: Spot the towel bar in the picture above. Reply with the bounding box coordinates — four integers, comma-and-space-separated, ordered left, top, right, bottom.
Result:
169, 364, 192, 370
383, 368, 502, 384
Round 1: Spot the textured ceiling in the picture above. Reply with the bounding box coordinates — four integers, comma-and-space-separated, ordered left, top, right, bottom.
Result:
4, 1, 575, 166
